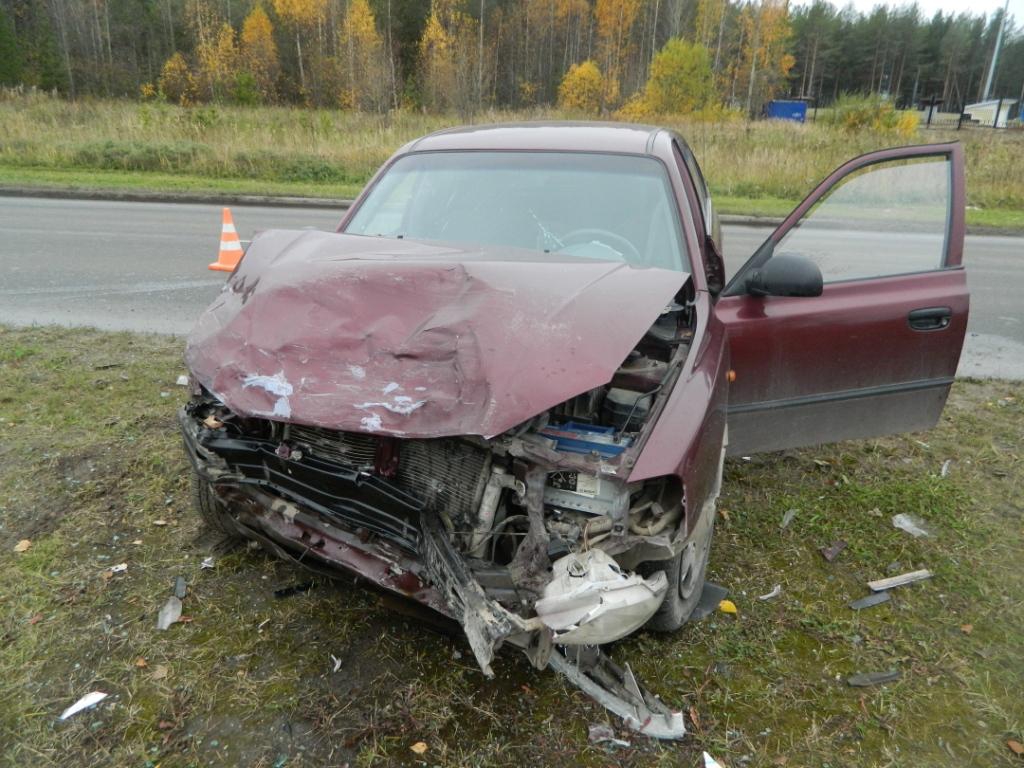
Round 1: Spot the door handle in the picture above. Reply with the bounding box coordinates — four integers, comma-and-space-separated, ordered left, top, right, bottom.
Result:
908, 306, 952, 331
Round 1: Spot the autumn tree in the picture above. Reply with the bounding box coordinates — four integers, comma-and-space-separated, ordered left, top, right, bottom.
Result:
557, 59, 604, 113
158, 51, 197, 105
419, 0, 478, 113
272, 0, 328, 97
197, 21, 239, 101
340, 0, 390, 111
240, 5, 279, 102
738, 0, 794, 114
594, 0, 643, 108
643, 39, 715, 113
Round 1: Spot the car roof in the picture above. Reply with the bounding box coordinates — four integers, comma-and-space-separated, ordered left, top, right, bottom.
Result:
406, 121, 666, 156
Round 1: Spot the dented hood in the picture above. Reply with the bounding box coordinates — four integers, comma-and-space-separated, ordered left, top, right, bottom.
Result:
186, 230, 687, 438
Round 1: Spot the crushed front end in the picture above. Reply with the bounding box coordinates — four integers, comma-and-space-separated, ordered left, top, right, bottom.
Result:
180, 230, 706, 738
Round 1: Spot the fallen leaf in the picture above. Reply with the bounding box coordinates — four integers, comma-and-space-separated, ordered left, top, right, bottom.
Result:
688, 706, 701, 730
960, 624, 973, 635
177, 615, 194, 623
151, 665, 168, 681
13, 539, 31, 553
158, 719, 175, 731
132, 539, 143, 545
135, 657, 148, 668
410, 741, 428, 755
718, 507, 730, 522
718, 599, 737, 615
1008, 739, 1024, 756
28, 614, 43, 625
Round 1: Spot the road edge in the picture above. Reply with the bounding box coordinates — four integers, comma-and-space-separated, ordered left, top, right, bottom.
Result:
2, 184, 1021, 236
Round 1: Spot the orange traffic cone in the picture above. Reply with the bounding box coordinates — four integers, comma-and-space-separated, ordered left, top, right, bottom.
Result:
208, 207, 244, 272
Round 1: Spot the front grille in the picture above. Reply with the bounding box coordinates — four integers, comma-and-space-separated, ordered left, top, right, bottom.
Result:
287, 425, 491, 523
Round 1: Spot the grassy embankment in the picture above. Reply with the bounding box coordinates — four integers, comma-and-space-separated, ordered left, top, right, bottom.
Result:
2, 91, 1023, 230
1, 324, 1022, 767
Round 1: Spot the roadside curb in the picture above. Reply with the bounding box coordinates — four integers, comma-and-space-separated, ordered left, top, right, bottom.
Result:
2, 185, 1020, 236
0, 185, 354, 209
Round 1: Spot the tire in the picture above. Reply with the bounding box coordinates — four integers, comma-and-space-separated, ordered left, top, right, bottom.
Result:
641, 514, 714, 632
189, 470, 239, 539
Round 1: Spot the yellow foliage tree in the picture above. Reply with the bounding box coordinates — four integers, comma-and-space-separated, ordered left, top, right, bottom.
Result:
557, 60, 603, 114
340, 0, 389, 111
419, 0, 477, 113
241, 5, 279, 101
594, 0, 642, 108
158, 51, 197, 105
196, 21, 239, 102
739, 0, 794, 115
272, 0, 327, 93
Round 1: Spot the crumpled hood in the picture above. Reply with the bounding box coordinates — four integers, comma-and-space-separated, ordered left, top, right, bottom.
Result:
186, 229, 687, 438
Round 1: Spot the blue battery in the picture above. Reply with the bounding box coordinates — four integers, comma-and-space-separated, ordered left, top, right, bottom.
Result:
539, 421, 633, 458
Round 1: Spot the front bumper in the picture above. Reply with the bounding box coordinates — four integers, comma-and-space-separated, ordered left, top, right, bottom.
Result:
179, 405, 686, 739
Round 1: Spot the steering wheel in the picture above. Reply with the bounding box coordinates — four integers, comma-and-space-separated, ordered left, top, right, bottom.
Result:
559, 228, 641, 262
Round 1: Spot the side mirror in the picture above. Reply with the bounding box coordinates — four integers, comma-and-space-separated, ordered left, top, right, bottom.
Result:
746, 253, 823, 298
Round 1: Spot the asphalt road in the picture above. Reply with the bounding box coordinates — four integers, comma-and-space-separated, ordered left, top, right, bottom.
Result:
1, 196, 1021, 379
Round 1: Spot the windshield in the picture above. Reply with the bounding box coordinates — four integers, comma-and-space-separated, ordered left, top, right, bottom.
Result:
344, 151, 687, 270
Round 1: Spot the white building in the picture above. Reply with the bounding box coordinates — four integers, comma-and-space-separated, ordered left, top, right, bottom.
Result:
963, 98, 1018, 128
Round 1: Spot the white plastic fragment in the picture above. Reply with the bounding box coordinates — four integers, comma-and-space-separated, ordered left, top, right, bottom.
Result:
867, 569, 933, 592
200, 556, 215, 570
780, 509, 797, 529
758, 584, 782, 601
704, 752, 725, 768
156, 596, 182, 630
331, 654, 342, 673
892, 514, 931, 538
60, 691, 108, 720
175, 375, 190, 387
588, 723, 630, 748
109, 563, 128, 575
940, 459, 952, 477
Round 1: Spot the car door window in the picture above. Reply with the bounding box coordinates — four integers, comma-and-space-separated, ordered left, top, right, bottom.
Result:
774, 157, 951, 283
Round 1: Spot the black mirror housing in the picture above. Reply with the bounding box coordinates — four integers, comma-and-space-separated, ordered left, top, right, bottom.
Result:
746, 253, 823, 298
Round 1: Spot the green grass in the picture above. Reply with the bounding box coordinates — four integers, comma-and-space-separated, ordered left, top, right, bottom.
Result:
0, 165, 361, 200
2, 91, 1022, 230
1, 325, 1023, 766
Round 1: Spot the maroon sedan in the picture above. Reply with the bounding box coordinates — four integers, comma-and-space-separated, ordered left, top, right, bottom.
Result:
179, 123, 968, 737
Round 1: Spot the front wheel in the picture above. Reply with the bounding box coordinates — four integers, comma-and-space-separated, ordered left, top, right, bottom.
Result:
641, 513, 714, 632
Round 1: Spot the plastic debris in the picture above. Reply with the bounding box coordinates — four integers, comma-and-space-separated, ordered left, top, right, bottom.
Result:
758, 585, 782, 601
13, 539, 31, 553
588, 723, 631, 748
173, 576, 187, 599
940, 459, 952, 478
892, 513, 931, 538
704, 752, 726, 768
175, 375, 190, 387
849, 592, 891, 610
847, 670, 900, 687
109, 563, 128, 575
780, 509, 797, 529
410, 741, 428, 755
868, 569, 933, 592
60, 691, 108, 720
691, 582, 729, 621
156, 596, 183, 630
718, 599, 737, 614
152, 519, 168, 527
820, 540, 847, 562
200, 556, 215, 570
331, 654, 342, 672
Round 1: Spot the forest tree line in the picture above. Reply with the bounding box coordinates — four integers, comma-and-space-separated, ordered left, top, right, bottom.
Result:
1, 0, 1022, 115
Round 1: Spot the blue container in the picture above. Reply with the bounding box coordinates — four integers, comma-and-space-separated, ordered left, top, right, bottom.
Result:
539, 421, 632, 458
766, 100, 807, 122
